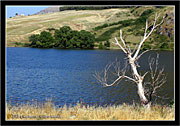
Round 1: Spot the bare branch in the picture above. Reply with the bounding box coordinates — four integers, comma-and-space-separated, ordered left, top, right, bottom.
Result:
135, 49, 151, 61
144, 19, 148, 37
94, 60, 124, 87
149, 57, 155, 80
131, 43, 139, 56
152, 93, 169, 100
154, 67, 164, 82
144, 53, 167, 103
154, 53, 159, 78
142, 71, 149, 79
154, 15, 165, 29
94, 59, 137, 87
95, 13, 165, 106
104, 76, 123, 87
119, 30, 132, 54
120, 30, 127, 48
133, 13, 165, 60
134, 61, 140, 68
103, 63, 113, 82
94, 72, 123, 87
124, 75, 137, 83
114, 37, 127, 54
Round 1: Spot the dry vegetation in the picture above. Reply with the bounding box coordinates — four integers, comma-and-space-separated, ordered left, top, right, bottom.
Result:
6, 6, 174, 49
6, 101, 174, 120
6, 8, 134, 46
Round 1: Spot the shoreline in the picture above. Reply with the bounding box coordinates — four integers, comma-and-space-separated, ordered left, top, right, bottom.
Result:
5, 46, 174, 51
5, 46, 175, 52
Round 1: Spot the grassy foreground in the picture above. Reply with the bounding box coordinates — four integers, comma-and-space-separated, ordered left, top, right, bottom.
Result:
6, 101, 174, 120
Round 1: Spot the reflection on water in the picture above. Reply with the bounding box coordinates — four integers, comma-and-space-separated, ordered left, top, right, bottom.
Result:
6, 47, 174, 106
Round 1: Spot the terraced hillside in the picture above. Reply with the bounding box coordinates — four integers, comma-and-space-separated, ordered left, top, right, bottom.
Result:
6, 6, 174, 50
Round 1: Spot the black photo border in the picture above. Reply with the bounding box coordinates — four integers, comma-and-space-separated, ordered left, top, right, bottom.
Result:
1, 0, 179, 125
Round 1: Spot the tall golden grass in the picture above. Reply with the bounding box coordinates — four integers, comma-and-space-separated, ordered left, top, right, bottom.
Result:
6, 100, 174, 120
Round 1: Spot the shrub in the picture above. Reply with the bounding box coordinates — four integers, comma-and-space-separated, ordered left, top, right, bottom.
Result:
98, 42, 104, 49
141, 9, 153, 17
47, 28, 56, 31
104, 40, 110, 47
93, 23, 109, 31
142, 42, 152, 50
160, 42, 169, 49
29, 26, 95, 49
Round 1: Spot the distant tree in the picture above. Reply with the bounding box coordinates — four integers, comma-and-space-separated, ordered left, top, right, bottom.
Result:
98, 42, 104, 49
47, 27, 56, 31
54, 26, 95, 49
54, 26, 72, 48
29, 31, 54, 48
160, 42, 169, 50
104, 40, 110, 47
29, 26, 95, 49
39, 31, 55, 48
69, 30, 81, 48
29, 34, 40, 48
79, 30, 95, 49
15, 13, 18, 16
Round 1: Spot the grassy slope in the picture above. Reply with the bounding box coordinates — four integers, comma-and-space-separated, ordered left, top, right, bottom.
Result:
6, 6, 174, 50
95, 6, 174, 50
6, 8, 133, 47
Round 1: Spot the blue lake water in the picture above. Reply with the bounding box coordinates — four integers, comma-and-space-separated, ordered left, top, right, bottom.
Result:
6, 47, 174, 107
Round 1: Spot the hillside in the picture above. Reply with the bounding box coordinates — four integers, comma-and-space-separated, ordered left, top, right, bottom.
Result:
34, 6, 61, 15
6, 6, 174, 50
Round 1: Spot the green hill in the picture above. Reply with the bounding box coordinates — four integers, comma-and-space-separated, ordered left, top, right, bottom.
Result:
6, 6, 174, 50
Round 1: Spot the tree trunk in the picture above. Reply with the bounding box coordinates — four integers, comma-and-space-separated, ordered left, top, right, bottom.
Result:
137, 81, 148, 105
128, 56, 149, 106
95, 14, 165, 109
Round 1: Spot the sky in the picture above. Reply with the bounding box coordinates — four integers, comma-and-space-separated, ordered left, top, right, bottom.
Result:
6, 6, 50, 18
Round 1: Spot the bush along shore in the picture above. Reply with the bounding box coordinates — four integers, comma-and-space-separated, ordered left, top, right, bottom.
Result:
28, 26, 95, 49
6, 100, 174, 120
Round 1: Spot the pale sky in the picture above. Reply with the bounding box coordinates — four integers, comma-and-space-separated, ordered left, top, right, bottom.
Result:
6, 6, 50, 18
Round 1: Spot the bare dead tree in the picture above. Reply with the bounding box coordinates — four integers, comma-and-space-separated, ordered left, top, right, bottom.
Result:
94, 14, 166, 108
144, 53, 168, 106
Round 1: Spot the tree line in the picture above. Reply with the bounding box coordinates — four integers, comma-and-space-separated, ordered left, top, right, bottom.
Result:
59, 6, 133, 11
29, 26, 95, 49
59, 6, 165, 12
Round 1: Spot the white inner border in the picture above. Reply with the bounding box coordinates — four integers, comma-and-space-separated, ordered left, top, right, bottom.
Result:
5, 5, 175, 121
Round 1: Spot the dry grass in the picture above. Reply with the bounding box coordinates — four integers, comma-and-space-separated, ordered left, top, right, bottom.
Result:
6, 100, 175, 120
6, 8, 133, 46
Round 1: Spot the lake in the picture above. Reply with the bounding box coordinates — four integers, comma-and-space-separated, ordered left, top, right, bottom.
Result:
6, 47, 174, 107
